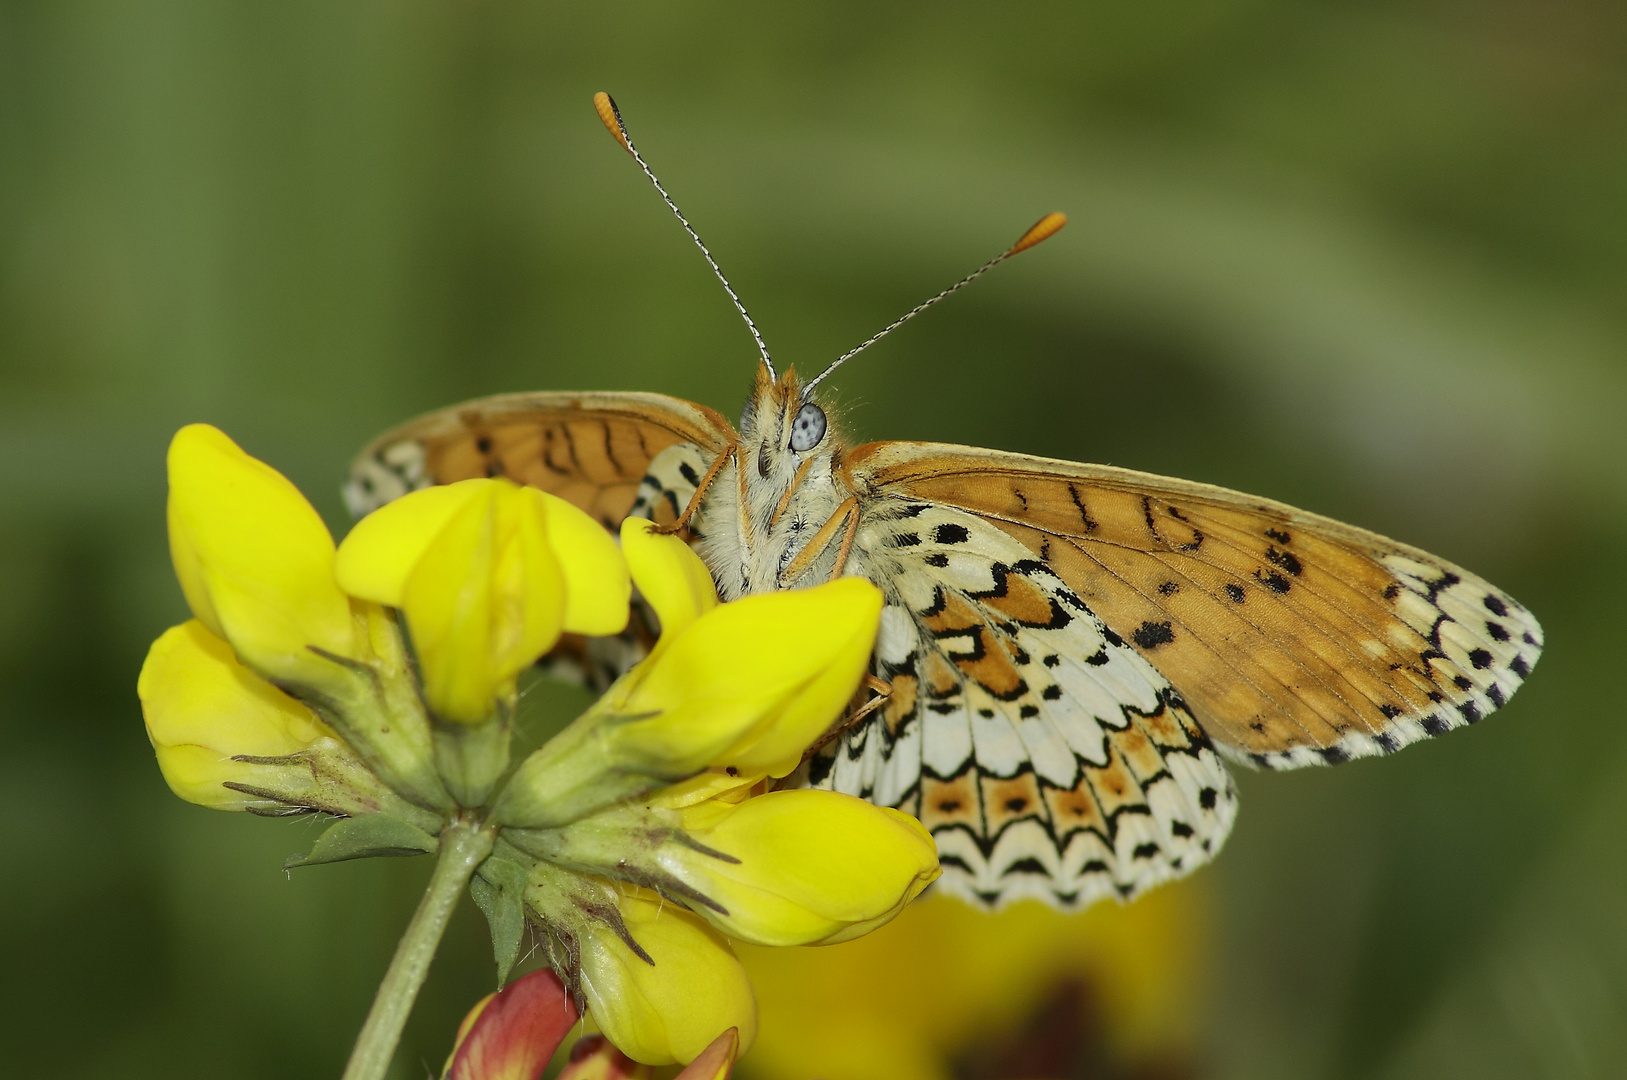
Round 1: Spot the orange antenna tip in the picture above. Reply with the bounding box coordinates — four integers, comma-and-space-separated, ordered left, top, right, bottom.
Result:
1007, 211, 1067, 256
593, 92, 632, 153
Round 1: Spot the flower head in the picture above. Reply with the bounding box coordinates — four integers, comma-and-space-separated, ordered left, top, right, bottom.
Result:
141, 423, 938, 1080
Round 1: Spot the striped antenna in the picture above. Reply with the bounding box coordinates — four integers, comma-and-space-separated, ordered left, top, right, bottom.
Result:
593, 92, 776, 378
803, 212, 1067, 395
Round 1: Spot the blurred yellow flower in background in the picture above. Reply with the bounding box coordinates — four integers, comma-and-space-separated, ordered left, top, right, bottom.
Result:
737, 879, 1207, 1080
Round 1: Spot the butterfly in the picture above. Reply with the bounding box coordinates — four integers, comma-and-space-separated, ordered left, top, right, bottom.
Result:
344, 94, 1543, 912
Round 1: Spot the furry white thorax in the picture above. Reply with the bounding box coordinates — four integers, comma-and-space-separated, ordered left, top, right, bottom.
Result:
693, 370, 855, 601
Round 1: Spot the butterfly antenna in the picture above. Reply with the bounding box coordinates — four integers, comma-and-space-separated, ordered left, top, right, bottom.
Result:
803, 212, 1067, 395
593, 92, 776, 378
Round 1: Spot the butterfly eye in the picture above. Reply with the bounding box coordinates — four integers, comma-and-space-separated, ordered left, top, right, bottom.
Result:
790, 402, 827, 452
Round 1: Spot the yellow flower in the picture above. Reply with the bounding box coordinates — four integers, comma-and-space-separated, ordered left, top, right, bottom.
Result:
166, 424, 356, 687
606, 523, 881, 778
336, 478, 630, 724
666, 790, 940, 947
575, 889, 757, 1067
493, 529, 882, 828
139, 620, 335, 811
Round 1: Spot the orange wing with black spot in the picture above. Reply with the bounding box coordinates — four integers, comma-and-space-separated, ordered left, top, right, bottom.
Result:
846, 441, 1542, 770
344, 391, 735, 531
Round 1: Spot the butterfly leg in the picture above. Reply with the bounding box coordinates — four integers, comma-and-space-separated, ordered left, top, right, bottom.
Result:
777, 496, 860, 586
802, 674, 893, 762
651, 442, 737, 536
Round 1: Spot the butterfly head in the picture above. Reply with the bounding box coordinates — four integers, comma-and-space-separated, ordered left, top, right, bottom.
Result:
738, 364, 837, 482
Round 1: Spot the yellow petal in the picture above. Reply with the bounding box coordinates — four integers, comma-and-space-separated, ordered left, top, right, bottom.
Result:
620, 518, 716, 639
578, 891, 757, 1066
337, 479, 628, 725
336, 480, 490, 605
165, 424, 354, 681
674, 790, 939, 946
537, 489, 630, 636
402, 483, 567, 723
608, 578, 882, 778
138, 620, 332, 809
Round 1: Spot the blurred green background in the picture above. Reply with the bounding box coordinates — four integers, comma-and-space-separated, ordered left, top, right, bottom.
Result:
3, 2, 1625, 1077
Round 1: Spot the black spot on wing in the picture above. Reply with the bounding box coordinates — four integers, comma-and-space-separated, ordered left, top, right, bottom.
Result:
1483, 595, 1509, 617
1256, 570, 1291, 594
1265, 547, 1302, 576
932, 523, 970, 545
1469, 648, 1493, 669
1265, 528, 1291, 544
923, 553, 949, 567
1132, 621, 1175, 649
1223, 583, 1245, 603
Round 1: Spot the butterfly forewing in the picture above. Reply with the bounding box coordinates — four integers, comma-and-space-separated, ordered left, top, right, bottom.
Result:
845, 441, 1543, 770
345, 391, 733, 528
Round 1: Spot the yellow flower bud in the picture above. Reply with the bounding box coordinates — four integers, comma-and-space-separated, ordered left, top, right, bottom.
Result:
619, 519, 716, 639
605, 578, 882, 778
138, 620, 333, 810
165, 424, 355, 685
671, 790, 940, 947
336, 479, 630, 724
577, 890, 757, 1067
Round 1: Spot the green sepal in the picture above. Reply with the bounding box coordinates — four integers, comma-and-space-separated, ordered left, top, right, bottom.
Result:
284, 814, 440, 870
470, 853, 530, 984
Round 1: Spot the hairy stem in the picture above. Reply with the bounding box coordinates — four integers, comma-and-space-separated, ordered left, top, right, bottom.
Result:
341, 815, 494, 1080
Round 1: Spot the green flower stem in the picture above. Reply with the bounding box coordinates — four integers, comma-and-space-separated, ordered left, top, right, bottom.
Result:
341, 815, 495, 1080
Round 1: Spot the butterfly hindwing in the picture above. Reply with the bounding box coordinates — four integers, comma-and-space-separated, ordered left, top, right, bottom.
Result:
846, 441, 1543, 770
809, 497, 1237, 909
